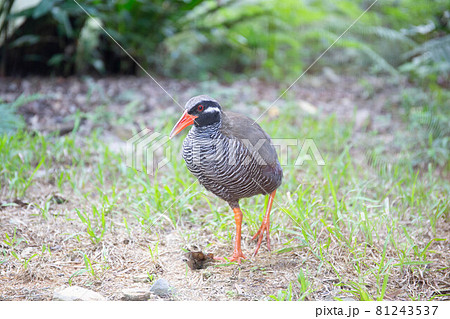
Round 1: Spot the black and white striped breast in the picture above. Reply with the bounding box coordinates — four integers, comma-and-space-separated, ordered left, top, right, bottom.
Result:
182, 126, 282, 203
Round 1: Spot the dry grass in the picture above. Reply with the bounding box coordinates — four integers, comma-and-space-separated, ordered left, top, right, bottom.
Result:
0, 76, 449, 301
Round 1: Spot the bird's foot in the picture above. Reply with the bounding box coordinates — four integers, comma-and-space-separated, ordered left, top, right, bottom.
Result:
214, 251, 247, 264
252, 219, 271, 256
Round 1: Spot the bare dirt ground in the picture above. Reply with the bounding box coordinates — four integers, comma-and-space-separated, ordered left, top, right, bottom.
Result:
0, 74, 448, 300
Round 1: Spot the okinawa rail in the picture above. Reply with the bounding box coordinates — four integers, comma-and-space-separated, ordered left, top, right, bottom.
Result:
170, 95, 282, 263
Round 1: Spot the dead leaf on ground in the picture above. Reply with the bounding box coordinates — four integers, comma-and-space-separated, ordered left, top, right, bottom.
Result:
183, 249, 215, 270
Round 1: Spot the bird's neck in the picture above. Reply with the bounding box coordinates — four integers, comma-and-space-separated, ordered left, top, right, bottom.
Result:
191, 120, 222, 138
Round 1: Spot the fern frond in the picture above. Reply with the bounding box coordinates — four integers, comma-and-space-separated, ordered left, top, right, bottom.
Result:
0, 93, 44, 134
404, 35, 450, 64
354, 26, 416, 47
337, 38, 399, 76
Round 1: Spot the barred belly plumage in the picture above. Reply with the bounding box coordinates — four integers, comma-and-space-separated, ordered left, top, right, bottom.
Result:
182, 126, 276, 203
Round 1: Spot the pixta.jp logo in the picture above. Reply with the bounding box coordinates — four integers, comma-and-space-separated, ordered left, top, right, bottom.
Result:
127, 129, 325, 175
126, 129, 171, 175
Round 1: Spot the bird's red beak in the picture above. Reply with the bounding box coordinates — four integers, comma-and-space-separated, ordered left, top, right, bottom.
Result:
170, 111, 198, 139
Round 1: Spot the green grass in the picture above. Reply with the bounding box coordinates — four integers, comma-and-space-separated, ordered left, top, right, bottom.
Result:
0, 86, 449, 300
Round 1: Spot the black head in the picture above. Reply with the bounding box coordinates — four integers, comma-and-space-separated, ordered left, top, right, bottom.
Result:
185, 95, 222, 127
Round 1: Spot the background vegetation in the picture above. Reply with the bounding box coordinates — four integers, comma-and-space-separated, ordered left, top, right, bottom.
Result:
0, 0, 449, 301
0, 0, 448, 82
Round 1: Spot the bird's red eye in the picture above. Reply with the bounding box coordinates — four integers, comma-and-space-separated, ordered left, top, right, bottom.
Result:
197, 104, 204, 112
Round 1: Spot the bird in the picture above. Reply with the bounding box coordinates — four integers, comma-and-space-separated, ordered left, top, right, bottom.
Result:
170, 95, 282, 263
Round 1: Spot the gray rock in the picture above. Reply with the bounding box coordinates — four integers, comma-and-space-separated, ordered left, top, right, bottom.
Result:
149, 279, 174, 297
122, 288, 151, 301
53, 286, 106, 301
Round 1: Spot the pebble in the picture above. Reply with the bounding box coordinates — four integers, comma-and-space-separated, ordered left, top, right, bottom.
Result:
149, 278, 174, 297
53, 286, 106, 301
122, 288, 151, 301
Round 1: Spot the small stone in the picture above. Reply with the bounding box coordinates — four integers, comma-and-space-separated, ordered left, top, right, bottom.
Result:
150, 279, 173, 297
53, 286, 106, 301
122, 288, 151, 301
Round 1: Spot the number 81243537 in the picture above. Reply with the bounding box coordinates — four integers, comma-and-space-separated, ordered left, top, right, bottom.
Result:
375, 306, 438, 316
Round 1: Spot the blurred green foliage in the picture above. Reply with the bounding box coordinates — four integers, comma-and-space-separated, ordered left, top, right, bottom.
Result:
0, 94, 44, 134
0, 0, 448, 83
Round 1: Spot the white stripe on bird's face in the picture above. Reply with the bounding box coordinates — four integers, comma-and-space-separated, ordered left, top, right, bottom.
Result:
202, 107, 220, 114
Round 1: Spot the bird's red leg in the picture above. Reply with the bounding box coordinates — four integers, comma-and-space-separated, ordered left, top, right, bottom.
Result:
252, 190, 276, 256
229, 207, 247, 263
214, 207, 247, 263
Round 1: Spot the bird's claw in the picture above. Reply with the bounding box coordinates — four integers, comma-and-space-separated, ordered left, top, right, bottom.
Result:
252, 219, 271, 256
214, 251, 247, 264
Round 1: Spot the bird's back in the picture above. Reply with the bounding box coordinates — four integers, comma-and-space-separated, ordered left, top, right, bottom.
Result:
221, 112, 280, 168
